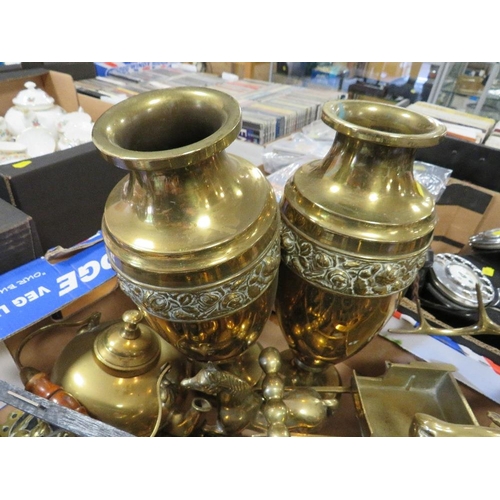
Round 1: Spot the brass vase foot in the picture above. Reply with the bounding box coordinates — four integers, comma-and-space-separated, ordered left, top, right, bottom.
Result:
279, 349, 341, 388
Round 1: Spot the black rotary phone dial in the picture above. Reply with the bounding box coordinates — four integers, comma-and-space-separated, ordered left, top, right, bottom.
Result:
413, 229, 500, 349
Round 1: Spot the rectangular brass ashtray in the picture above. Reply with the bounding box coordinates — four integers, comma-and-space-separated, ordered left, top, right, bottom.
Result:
352, 361, 479, 437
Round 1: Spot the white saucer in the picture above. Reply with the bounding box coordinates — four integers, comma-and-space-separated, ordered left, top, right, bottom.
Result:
0, 140, 29, 165
0, 141, 27, 153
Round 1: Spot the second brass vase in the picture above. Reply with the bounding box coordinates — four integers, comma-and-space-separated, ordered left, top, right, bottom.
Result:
275, 99, 446, 380
92, 87, 280, 367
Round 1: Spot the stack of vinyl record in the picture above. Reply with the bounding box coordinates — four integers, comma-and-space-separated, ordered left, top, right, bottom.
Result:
75, 67, 346, 145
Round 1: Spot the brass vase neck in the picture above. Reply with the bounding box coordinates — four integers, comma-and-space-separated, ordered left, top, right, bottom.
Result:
323, 132, 418, 186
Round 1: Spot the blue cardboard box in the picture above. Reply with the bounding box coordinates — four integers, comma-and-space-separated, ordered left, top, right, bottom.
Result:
0, 232, 117, 341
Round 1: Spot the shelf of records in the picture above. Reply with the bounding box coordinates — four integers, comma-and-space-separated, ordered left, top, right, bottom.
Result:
408, 101, 500, 150
74, 67, 347, 146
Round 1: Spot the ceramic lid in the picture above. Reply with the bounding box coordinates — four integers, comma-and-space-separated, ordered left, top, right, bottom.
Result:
12, 81, 56, 110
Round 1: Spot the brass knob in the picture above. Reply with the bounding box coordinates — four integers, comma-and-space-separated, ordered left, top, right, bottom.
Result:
121, 310, 143, 339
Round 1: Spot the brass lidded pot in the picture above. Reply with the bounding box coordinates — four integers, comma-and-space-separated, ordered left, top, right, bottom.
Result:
51, 310, 190, 437
92, 87, 280, 366
276, 99, 447, 382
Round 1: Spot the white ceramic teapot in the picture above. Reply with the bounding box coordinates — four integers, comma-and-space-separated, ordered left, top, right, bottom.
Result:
4, 81, 66, 138
0, 117, 13, 141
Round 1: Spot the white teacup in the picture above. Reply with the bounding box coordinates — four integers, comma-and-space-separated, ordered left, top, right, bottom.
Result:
57, 121, 93, 150
17, 126, 56, 158
56, 107, 93, 134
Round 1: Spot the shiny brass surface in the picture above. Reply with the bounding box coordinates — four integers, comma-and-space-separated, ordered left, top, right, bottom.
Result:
180, 347, 336, 436
321, 100, 447, 148
276, 99, 446, 372
144, 280, 277, 363
216, 343, 265, 388
51, 312, 190, 437
410, 413, 500, 437
94, 310, 161, 374
92, 86, 280, 363
181, 362, 262, 436
277, 264, 400, 370
0, 410, 72, 437
258, 347, 337, 436
352, 362, 479, 437
259, 347, 290, 437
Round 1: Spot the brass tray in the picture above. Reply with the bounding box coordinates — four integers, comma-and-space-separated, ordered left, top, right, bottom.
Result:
352, 362, 479, 437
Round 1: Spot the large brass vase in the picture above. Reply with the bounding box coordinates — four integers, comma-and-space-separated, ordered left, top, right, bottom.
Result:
92, 87, 280, 364
276, 100, 446, 374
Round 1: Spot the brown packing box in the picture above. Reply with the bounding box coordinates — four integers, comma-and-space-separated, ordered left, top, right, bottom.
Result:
432, 177, 500, 255
0, 67, 114, 124
415, 136, 500, 193
0, 69, 80, 117
76, 92, 113, 123
0, 69, 125, 254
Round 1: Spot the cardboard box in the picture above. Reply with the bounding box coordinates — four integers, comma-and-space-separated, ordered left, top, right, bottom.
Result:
76, 92, 113, 122
0, 232, 117, 341
415, 134, 500, 254
0, 198, 42, 275
415, 135, 500, 192
0, 142, 125, 253
432, 178, 500, 255
0, 69, 125, 253
0, 68, 81, 117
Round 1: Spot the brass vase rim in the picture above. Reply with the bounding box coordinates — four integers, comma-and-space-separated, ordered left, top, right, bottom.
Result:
322, 99, 447, 148
92, 86, 242, 171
